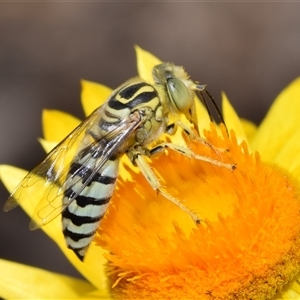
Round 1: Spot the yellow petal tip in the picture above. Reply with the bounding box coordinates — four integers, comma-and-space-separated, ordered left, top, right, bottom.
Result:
135, 45, 162, 82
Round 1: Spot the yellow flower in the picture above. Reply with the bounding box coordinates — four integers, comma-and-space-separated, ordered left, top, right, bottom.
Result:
1, 46, 300, 299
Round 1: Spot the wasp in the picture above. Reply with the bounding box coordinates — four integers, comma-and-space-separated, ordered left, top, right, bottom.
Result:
4, 63, 235, 260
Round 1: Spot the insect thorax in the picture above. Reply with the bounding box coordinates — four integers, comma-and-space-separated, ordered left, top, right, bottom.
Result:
100, 78, 169, 149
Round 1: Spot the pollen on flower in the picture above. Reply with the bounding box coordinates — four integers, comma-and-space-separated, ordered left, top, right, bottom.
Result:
94, 124, 300, 300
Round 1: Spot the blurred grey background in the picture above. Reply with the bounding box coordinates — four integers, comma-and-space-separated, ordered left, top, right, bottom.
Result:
0, 3, 299, 279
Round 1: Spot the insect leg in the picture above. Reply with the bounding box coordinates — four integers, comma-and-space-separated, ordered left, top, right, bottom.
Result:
165, 120, 228, 153
132, 152, 201, 225
149, 142, 236, 170
176, 120, 228, 153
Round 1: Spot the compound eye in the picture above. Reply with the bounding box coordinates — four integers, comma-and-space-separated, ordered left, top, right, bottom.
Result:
167, 78, 192, 112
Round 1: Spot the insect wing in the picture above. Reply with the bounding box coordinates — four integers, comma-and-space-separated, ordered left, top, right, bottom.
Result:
5, 108, 143, 230
3, 106, 105, 221
30, 111, 143, 229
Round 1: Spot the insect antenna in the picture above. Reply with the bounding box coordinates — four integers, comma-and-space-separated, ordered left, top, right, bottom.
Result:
196, 84, 228, 134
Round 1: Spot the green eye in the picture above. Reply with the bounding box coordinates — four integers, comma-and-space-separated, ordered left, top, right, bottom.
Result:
167, 78, 192, 112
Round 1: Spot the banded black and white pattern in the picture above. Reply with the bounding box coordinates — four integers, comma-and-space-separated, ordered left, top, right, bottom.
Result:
62, 157, 119, 260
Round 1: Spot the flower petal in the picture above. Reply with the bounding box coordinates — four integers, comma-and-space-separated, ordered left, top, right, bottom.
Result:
251, 77, 300, 165
222, 92, 248, 144
81, 79, 112, 116
43, 109, 81, 142
135, 45, 162, 83
39, 138, 58, 153
194, 98, 211, 133
269, 132, 300, 178
0, 258, 101, 299
240, 118, 257, 142
0, 165, 109, 293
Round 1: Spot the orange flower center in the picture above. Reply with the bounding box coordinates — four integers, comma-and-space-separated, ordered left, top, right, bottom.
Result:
95, 125, 300, 299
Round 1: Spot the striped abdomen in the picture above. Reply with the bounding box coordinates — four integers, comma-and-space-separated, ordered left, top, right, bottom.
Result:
62, 156, 119, 260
